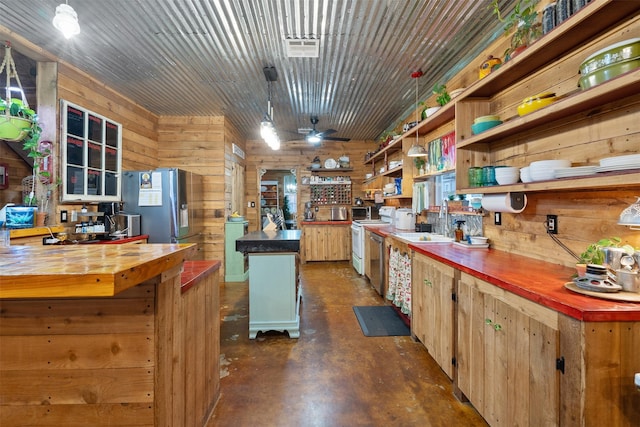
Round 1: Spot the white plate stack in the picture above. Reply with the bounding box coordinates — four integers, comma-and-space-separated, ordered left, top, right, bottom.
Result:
529, 159, 571, 181
596, 154, 640, 172
554, 165, 598, 178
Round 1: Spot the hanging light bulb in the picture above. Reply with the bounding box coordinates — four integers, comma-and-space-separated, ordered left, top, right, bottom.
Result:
53, 2, 81, 39
407, 70, 427, 157
259, 67, 280, 150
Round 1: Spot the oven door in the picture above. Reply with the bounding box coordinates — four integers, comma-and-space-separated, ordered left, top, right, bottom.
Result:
351, 222, 363, 258
351, 222, 365, 274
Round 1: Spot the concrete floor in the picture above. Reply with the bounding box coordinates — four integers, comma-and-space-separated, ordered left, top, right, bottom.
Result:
208, 261, 488, 427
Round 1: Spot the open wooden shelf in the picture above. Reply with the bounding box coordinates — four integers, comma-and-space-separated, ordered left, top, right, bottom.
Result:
457, 70, 640, 148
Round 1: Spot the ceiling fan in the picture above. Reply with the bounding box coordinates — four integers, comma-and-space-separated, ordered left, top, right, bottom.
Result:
301, 116, 350, 144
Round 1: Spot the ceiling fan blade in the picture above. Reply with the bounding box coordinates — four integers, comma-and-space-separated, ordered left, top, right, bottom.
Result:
317, 129, 337, 137
322, 136, 351, 142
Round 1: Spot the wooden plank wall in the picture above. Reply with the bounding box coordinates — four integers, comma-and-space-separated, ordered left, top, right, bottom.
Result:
55, 63, 160, 226
244, 138, 375, 231
157, 116, 231, 263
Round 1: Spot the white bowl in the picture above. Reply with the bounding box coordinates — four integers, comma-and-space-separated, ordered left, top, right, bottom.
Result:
495, 174, 519, 185
494, 166, 519, 176
520, 166, 533, 183
529, 159, 571, 171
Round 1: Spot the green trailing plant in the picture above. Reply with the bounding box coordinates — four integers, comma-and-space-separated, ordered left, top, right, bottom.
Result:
579, 237, 636, 265
282, 195, 291, 220
413, 157, 426, 171
432, 84, 451, 107
20, 114, 50, 207
491, 0, 541, 59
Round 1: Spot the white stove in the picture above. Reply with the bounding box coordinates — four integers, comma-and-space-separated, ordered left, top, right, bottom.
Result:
351, 208, 393, 275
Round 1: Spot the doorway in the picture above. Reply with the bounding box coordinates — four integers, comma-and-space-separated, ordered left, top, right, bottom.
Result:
258, 168, 297, 229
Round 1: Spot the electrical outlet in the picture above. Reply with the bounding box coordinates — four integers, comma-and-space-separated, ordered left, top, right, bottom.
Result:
251, 201, 255, 208
60, 210, 68, 222
494, 212, 501, 225
71, 210, 77, 222
547, 214, 558, 234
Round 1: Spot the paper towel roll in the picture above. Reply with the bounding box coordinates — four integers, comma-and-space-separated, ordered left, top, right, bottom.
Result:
481, 192, 527, 213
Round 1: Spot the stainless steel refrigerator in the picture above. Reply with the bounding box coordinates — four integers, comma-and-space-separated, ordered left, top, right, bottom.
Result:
121, 168, 203, 243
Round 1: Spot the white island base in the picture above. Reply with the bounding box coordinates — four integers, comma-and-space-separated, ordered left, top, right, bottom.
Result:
248, 252, 301, 339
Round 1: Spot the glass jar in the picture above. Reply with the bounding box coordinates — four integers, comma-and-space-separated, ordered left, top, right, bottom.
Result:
468, 167, 483, 187
482, 166, 496, 186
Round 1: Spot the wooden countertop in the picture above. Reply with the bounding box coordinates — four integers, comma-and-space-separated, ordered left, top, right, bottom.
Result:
9, 226, 65, 238
181, 260, 221, 293
0, 244, 196, 299
373, 225, 640, 322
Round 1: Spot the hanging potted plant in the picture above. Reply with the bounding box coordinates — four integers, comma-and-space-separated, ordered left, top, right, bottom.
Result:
0, 43, 39, 142
491, 0, 542, 60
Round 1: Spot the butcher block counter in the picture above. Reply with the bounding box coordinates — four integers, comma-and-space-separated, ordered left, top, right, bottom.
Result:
0, 244, 221, 426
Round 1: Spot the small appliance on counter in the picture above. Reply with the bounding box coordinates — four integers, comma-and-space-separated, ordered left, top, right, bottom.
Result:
395, 208, 414, 230
304, 201, 315, 221
329, 206, 347, 221
115, 213, 141, 237
378, 206, 396, 227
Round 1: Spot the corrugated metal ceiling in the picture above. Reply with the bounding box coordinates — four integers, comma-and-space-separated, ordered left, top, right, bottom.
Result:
0, 0, 515, 143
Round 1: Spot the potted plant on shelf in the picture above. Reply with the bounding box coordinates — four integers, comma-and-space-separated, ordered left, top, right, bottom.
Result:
413, 157, 426, 176
491, 0, 542, 60
433, 83, 451, 107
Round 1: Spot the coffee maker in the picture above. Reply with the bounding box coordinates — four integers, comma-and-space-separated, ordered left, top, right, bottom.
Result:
98, 202, 121, 236
304, 201, 315, 221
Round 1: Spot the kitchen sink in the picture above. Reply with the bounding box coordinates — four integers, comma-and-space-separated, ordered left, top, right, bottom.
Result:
391, 232, 453, 243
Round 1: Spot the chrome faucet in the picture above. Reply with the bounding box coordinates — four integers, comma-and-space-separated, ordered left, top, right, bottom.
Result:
441, 199, 450, 236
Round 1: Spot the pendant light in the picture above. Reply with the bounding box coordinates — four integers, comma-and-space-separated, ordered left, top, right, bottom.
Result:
260, 66, 280, 150
407, 70, 427, 157
53, 1, 81, 39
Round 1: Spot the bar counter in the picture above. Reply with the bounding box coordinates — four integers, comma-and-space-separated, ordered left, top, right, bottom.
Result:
0, 244, 220, 426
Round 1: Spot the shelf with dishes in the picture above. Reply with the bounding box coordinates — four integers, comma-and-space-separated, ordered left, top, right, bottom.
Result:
453, 2, 639, 195
456, 70, 640, 149
459, 170, 640, 195
458, 0, 640, 100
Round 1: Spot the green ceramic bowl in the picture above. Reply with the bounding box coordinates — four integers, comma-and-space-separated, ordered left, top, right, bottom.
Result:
579, 57, 640, 90
579, 38, 640, 75
471, 120, 502, 135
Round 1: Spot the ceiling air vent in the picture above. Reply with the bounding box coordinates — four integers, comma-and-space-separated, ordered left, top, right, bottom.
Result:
286, 39, 319, 58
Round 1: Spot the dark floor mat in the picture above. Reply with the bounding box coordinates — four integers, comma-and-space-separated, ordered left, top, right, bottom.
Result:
353, 305, 410, 337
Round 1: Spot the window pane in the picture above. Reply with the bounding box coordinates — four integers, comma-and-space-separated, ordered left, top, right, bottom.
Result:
88, 114, 103, 142
66, 136, 84, 166
66, 165, 84, 195
88, 142, 102, 169
67, 106, 84, 137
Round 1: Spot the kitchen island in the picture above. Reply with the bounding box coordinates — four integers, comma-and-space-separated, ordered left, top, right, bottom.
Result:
236, 230, 301, 339
0, 244, 220, 426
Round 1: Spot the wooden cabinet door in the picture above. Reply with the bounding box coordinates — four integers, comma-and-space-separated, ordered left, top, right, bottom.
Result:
411, 252, 455, 379
325, 225, 351, 261
458, 273, 560, 427
302, 225, 351, 262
